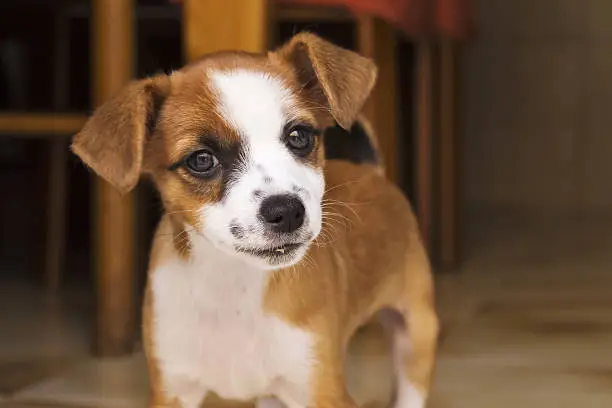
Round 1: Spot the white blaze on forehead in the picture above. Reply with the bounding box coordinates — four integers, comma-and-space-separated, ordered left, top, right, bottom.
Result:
210, 69, 296, 150
200, 68, 325, 264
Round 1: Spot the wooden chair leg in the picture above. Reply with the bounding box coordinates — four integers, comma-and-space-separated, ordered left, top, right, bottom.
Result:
45, 141, 68, 290
92, 0, 137, 357
183, 0, 270, 60
439, 40, 460, 270
356, 16, 399, 183
415, 42, 435, 254
45, 1, 72, 291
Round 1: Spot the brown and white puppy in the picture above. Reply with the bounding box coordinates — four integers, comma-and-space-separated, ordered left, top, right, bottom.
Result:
72, 33, 438, 408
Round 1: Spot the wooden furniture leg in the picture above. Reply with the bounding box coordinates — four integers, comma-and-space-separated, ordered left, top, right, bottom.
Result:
183, 0, 270, 60
45, 141, 68, 291
356, 16, 398, 184
439, 40, 460, 270
45, 2, 72, 291
415, 42, 435, 254
92, 0, 137, 357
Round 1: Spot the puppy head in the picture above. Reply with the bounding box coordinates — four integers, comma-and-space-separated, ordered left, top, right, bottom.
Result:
72, 33, 376, 270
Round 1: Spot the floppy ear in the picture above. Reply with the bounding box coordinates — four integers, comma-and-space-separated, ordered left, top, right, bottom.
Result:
274, 32, 377, 129
71, 75, 170, 193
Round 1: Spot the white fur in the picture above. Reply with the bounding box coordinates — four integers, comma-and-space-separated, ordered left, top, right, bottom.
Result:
394, 378, 425, 408
256, 397, 288, 408
151, 236, 314, 408
200, 69, 325, 269
392, 332, 425, 408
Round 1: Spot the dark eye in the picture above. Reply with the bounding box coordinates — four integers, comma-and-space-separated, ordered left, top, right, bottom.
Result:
285, 126, 316, 156
185, 150, 219, 176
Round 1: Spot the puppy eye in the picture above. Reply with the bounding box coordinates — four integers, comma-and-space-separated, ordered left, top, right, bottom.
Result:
185, 149, 219, 176
285, 126, 316, 156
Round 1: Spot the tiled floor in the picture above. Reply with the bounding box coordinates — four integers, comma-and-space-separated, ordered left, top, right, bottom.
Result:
1, 213, 612, 408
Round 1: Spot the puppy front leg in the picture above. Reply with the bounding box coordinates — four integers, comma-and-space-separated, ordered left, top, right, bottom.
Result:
310, 379, 357, 408
256, 397, 286, 408
308, 340, 358, 408
269, 339, 356, 408
148, 375, 207, 408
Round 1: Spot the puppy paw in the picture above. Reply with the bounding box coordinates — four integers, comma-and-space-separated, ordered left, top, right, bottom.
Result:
256, 397, 286, 408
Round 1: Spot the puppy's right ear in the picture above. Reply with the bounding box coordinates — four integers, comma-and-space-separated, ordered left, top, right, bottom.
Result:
71, 75, 170, 193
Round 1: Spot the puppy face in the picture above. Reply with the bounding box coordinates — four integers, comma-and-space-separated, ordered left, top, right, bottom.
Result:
158, 62, 327, 269
72, 34, 377, 270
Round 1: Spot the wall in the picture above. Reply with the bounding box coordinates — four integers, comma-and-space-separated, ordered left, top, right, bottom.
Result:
463, 0, 612, 215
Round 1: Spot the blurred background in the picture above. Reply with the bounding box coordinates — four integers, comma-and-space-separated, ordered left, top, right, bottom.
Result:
0, 1, 610, 408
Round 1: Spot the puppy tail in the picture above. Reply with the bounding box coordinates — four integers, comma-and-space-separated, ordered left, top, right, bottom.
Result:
323, 113, 385, 176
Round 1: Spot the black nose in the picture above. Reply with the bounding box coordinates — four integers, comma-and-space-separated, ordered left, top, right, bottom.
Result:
259, 194, 306, 233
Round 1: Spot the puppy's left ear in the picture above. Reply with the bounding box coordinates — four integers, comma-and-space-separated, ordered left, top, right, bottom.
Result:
71, 75, 170, 193
273, 32, 377, 129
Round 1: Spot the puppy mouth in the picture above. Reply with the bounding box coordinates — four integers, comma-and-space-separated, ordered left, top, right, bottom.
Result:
235, 242, 303, 259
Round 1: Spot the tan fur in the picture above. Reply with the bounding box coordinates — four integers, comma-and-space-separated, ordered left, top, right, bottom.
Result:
73, 33, 437, 408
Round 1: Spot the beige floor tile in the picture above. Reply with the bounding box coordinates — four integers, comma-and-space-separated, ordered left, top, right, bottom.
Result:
13, 355, 148, 408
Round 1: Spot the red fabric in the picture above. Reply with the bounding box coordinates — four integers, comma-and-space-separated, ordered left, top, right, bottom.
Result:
278, 0, 471, 39
169, 0, 471, 40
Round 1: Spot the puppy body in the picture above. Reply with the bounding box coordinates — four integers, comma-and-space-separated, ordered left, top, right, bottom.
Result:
73, 34, 438, 408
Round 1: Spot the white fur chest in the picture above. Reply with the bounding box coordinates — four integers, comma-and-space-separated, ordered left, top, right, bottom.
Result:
150, 246, 314, 404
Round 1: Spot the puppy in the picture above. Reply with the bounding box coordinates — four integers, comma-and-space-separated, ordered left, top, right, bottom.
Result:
72, 33, 438, 408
